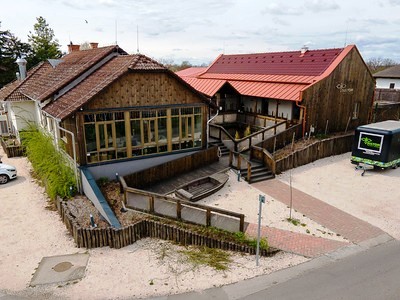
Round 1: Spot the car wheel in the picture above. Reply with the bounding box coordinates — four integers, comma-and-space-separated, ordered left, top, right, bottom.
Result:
0, 174, 9, 184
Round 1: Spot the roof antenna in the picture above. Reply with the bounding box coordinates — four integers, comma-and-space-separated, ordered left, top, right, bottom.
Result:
137, 25, 140, 53
344, 20, 349, 47
115, 19, 118, 45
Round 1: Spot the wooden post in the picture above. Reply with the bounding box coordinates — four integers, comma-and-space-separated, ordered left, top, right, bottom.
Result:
177, 200, 182, 220
239, 215, 244, 232
149, 196, 154, 213
206, 209, 211, 227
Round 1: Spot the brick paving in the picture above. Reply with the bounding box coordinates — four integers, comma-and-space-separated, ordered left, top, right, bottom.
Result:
252, 179, 385, 244
245, 223, 348, 258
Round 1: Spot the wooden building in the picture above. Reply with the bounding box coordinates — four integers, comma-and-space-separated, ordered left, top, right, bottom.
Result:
0, 45, 210, 167
177, 45, 375, 136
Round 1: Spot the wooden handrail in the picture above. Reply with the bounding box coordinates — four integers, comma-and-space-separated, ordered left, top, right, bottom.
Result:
210, 120, 287, 153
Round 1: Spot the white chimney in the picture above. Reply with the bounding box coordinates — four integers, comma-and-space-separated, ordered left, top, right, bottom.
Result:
300, 45, 309, 57
16, 58, 27, 80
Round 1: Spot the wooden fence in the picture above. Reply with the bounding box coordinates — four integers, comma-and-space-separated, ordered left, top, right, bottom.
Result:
256, 123, 303, 153
55, 197, 278, 256
123, 147, 219, 188
0, 138, 24, 158
274, 133, 353, 174
119, 176, 245, 233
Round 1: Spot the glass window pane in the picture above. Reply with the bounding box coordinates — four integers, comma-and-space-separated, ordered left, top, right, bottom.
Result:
85, 124, 96, 152
130, 111, 140, 119
131, 120, 141, 146
158, 118, 167, 142
84, 114, 95, 123
143, 120, 155, 143
98, 124, 106, 149
194, 114, 202, 140
115, 121, 126, 148
96, 112, 113, 121
115, 112, 125, 120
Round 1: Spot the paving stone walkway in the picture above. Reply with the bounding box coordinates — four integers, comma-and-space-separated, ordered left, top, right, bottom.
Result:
246, 179, 387, 257
245, 223, 348, 258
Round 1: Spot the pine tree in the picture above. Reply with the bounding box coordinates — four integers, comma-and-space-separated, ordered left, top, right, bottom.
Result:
28, 16, 62, 66
0, 22, 32, 87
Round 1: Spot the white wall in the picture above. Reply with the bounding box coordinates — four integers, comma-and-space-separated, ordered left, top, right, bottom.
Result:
9, 101, 37, 134
268, 99, 293, 120
375, 78, 400, 89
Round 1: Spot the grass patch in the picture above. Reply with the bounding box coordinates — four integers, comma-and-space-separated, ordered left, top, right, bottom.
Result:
20, 126, 76, 199
179, 246, 232, 271
286, 218, 301, 226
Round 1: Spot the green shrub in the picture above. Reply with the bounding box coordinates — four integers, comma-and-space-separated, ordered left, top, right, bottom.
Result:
20, 127, 76, 200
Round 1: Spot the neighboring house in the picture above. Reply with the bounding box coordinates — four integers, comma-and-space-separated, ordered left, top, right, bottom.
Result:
372, 65, 400, 122
0, 44, 211, 174
177, 45, 375, 136
374, 65, 400, 89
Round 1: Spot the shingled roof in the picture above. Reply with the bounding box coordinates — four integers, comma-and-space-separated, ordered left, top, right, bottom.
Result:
43, 54, 169, 120
0, 45, 126, 103
177, 45, 355, 101
373, 65, 400, 79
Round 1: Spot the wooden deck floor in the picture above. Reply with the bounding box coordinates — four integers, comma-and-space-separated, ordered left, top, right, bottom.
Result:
141, 156, 230, 195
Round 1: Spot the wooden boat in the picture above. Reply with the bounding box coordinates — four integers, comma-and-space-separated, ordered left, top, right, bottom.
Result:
175, 172, 229, 202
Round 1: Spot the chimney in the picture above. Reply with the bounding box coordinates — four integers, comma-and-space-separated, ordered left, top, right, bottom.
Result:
300, 45, 309, 57
90, 42, 99, 49
15, 57, 27, 80
67, 42, 80, 53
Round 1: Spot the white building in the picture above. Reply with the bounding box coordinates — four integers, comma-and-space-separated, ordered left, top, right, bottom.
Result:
374, 65, 400, 89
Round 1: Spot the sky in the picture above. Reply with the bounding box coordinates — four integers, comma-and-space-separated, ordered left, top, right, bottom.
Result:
1, 0, 400, 65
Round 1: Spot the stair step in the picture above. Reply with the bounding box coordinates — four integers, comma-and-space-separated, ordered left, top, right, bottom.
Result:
246, 174, 275, 183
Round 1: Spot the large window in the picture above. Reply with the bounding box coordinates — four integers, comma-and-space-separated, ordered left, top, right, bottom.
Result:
83, 106, 204, 163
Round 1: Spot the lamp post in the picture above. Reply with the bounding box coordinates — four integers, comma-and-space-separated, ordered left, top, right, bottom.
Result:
256, 194, 265, 266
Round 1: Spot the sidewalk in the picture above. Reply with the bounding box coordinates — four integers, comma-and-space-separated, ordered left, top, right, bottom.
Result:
247, 179, 387, 257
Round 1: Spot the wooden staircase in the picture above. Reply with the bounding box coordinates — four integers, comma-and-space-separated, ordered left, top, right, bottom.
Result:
240, 162, 275, 184
208, 140, 230, 156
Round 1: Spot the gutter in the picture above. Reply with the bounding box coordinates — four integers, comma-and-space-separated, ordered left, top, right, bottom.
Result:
297, 90, 307, 137
206, 105, 220, 148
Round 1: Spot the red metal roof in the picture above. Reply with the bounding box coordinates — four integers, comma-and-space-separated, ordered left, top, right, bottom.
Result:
176, 67, 207, 77
199, 73, 315, 84
176, 46, 355, 102
180, 77, 226, 97
229, 81, 306, 101
206, 48, 344, 76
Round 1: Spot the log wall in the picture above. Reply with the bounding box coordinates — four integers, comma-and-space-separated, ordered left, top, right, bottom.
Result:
85, 72, 205, 109
275, 133, 353, 174
123, 147, 219, 188
55, 197, 278, 256
302, 47, 375, 134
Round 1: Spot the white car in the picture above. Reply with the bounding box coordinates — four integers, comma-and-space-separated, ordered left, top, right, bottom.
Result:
0, 162, 17, 184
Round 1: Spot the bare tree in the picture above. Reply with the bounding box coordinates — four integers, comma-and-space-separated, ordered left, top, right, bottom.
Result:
366, 57, 398, 74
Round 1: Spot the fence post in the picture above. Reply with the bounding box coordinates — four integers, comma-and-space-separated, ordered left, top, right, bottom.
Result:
206, 209, 211, 227
177, 200, 182, 220
149, 196, 154, 213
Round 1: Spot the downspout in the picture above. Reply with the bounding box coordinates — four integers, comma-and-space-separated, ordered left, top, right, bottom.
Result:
57, 122, 80, 193
206, 104, 220, 148
296, 91, 307, 137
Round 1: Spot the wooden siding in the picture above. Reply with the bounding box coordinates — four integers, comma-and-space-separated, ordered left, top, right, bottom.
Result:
302, 47, 375, 134
64, 71, 209, 165
85, 72, 205, 110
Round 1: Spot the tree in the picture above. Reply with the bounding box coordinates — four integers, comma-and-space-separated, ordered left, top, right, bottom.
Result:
28, 16, 62, 66
0, 22, 33, 88
366, 57, 398, 74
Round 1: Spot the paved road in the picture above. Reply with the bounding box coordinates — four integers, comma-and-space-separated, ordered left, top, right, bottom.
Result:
148, 237, 398, 300
242, 239, 400, 300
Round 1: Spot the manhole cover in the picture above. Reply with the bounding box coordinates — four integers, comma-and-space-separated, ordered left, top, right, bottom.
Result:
52, 261, 74, 272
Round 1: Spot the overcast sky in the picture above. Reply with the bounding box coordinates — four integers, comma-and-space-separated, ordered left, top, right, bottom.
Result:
1, 0, 400, 65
